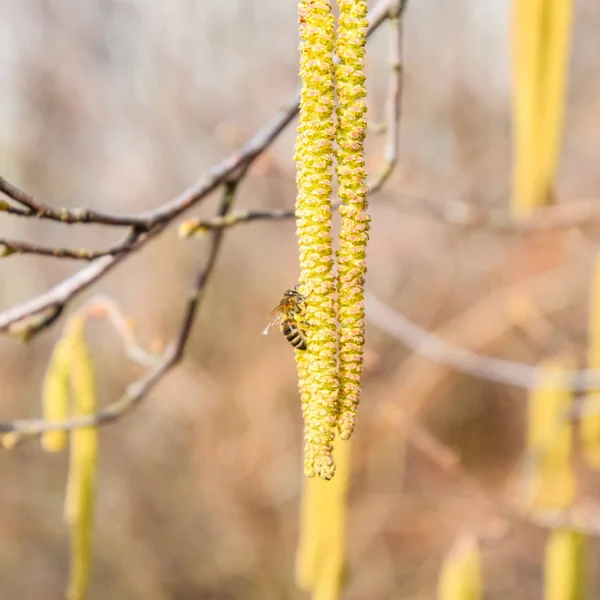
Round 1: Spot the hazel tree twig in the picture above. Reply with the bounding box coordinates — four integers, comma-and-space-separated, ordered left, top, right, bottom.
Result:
0, 0, 402, 341
178, 193, 600, 237
0, 0, 405, 446
404, 410, 600, 537
0, 236, 137, 261
368, 0, 404, 194
364, 290, 600, 392
0, 181, 238, 444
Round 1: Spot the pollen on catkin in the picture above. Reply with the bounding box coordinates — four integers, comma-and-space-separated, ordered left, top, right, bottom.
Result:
295, 0, 339, 480
335, 0, 369, 440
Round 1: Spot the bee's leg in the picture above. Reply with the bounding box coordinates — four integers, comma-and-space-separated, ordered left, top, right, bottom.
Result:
295, 282, 312, 299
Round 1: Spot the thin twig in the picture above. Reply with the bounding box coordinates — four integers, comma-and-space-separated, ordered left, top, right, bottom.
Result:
388, 192, 600, 233
0, 182, 238, 443
0, 236, 137, 261
179, 192, 600, 237
392, 400, 600, 537
0, 175, 144, 227
82, 295, 160, 368
180, 206, 304, 234
364, 290, 600, 392
0, 229, 147, 337
368, 0, 403, 194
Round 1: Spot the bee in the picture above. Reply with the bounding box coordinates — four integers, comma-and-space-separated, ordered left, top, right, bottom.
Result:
262, 286, 310, 350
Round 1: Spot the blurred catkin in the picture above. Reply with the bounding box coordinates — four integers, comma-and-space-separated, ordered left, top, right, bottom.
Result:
544, 528, 586, 600
41, 336, 71, 452
511, 0, 572, 218
335, 0, 369, 441
295, 439, 351, 599
437, 534, 482, 600
526, 357, 576, 510
580, 253, 600, 468
295, 0, 339, 480
63, 316, 98, 600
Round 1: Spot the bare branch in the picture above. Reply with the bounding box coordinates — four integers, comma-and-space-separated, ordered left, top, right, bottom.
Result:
0, 175, 145, 227
396, 401, 600, 538
177, 191, 600, 238
0, 236, 137, 261
365, 290, 600, 392
0, 0, 401, 340
0, 182, 238, 444
82, 295, 161, 368
406, 194, 600, 232
0, 229, 147, 337
368, 1, 404, 194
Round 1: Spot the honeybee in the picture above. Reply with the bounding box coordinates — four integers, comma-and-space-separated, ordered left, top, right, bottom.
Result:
262, 285, 310, 350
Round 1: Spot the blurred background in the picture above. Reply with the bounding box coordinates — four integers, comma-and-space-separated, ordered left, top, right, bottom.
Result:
1, 0, 600, 598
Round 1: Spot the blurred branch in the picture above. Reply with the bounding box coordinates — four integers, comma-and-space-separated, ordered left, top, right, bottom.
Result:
0, 175, 142, 227
412, 195, 600, 232
405, 411, 600, 538
0, 229, 147, 337
0, 182, 238, 445
365, 290, 600, 392
368, 0, 404, 194
0, 236, 137, 261
83, 295, 161, 368
179, 194, 600, 237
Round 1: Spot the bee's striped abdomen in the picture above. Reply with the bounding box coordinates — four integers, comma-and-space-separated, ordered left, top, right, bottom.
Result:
281, 319, 307, 351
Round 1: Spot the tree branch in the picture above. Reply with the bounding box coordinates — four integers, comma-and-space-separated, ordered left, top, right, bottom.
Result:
0, 182, 238, 444
368, 0, 404, 194
0, 0, 405, 441
0, 236, 137, 261
365, 290, 600, 392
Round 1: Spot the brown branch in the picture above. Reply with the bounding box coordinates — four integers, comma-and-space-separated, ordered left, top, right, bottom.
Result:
0, 175, 144, 227
0, 236, 137, 261
83, 295, 161, 368
406, 415, 600, 537
390, 193, 600, 232
177, 192, 600, 238
0, 182, 238, 444
365, 289, 600, 392
0, 228, 148, 337
368, 0, 404, 194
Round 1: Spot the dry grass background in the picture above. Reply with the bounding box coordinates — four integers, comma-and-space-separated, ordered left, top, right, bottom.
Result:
1, 0, 600, 598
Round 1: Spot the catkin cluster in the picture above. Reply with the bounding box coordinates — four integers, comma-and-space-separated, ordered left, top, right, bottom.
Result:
295, 0, 369, 479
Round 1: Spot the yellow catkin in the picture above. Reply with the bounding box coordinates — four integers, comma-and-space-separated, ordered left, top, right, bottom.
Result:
295, 0, 339, 480
63, 316, 98, 600
526, 358, 576, 510
334, 0, 369, 441
511, 0, 573, 219
544, 528, 586, 600
41, 336, 72, 452
437, 534, 482, 600
295, 439, 351, 599
580, 253, 600, 468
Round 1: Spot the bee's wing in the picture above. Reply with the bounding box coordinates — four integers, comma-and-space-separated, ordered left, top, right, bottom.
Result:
258, 310, 281, 342
261, 318, 277, 336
